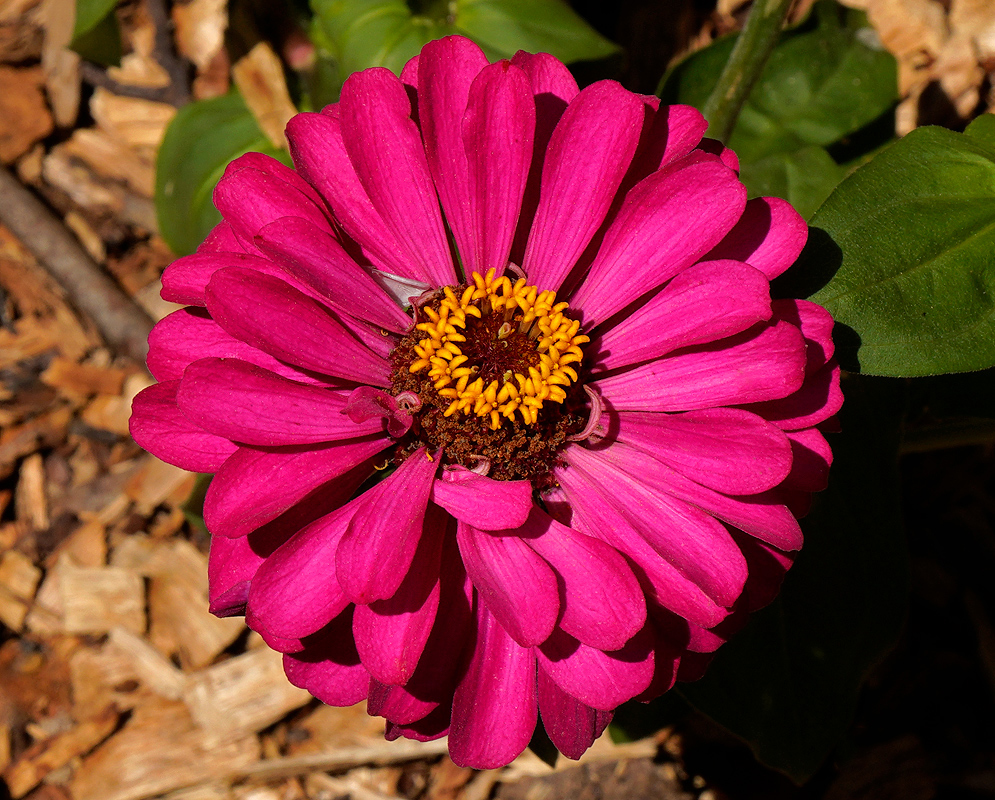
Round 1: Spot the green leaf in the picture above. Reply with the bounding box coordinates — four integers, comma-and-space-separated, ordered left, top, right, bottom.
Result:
799, 125, 995, 376
71, 0, 121, 66
455, 0, 619, 63
680, 375, 909, 783
739, 145, 845, 220
659, 1, 896, 216
155, 92, 292, 256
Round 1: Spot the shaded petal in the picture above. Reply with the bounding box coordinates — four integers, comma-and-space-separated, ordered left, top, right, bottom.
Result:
777, 298, 835, 374
204, 435, 388, 538
522, 81, 644, 292
571, 157, 747, 325
457, 521, 559, 648
592, 260, 772, 370
385, 705, 451, 742
130, 381, 236, 473
554, 463, 729, 628
461, 60, 535, 274
336, 448, 438, 603
286, 112, 415, 278
536, 626, 654, 710
208, 523, 299, 617
340, 67, 455, 286
627, 103, 708, 179
417, 36, 488, 270
177, 358, 384, 446
520, 507, 646, 651
449, 603, 537, 769
706, 196, 808, 279
563, 444, 748, 608
147, 308, 334, 386
594, 319, 807, 411
613, 408, 793, 495
782, 428, 833, 492
745, 361, 843, 431
537, 668, 613, 760
283, 609, 371, 706
205, 267, 392, 386
353, 504, 446, 685
255, 216, 412, 333
430, 470, 532, 530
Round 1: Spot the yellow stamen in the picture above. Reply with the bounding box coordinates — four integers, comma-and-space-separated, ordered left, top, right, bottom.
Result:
409, 270, 587, 429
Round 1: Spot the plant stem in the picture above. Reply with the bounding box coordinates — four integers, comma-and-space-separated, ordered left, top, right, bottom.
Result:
702, 0, 795, 144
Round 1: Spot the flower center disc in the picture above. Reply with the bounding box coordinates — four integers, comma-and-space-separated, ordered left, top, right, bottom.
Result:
390, 269, 589, 484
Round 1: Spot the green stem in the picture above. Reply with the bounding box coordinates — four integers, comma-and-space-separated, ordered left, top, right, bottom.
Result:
701, 0, 794, 144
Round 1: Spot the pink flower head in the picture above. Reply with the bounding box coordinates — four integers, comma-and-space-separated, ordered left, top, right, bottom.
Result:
131, 35, 841, 768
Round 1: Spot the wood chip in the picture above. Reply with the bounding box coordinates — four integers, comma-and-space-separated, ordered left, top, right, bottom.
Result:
1, 705, 119, 799
59, 560, 146, 635
14, 452, 48, 530
61, 128, 156, 199
124, 456, 194, 514
106, 625, 188, 700
173, 0, 228, 70
38, 0, 80, 127
0, 549, 42, 631
183, 647, 311, 746
231, 41, 296, 149
0, 66, 53, 163
68, 699, 260, 800
80, 394, 132, 436
90, 89, 176, 153
41, 356, 126, 398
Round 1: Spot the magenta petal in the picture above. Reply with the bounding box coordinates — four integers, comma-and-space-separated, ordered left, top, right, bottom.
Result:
339, 68, 455, 287
572, 157, 748, 325
520, 507, 646, 651
214, 166, 332, 251
461, 60, 535, 275
254, 216, 411, 333
352, 504, 446, 685
567, 441, 803, 551
613, 408, 793, 495
335, 448, 438, 603
283, 610, 371, 706
457, 521, 559, 648
208, 525, 288, 617
537, 667, 612, 760
205, 267, 392, 386
536, 626, 654, 711
147, 308, 334, 386
629, 103, 708, 179
430, 471, 532, 530
286, 112, 415, 279
449, 603, 537, 769
592, 260, 772, 370
563, 444, 747, 609
594, 319, 807, 411
385, 705, 451, 742
707, 196, 808, 279
161, 252, 285, 307
554, 465, 728, 628
130, 381, 236, 473
204, 436, 387, 538
746, 361, 843, 431
246, 503, 359, 638
417, 36, 488, 271
522, 80, 644, 292
198, 220, 243, 254
177, 358, 383, 446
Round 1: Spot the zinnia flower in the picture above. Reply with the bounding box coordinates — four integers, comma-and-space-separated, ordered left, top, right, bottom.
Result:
131, 35, 841, 768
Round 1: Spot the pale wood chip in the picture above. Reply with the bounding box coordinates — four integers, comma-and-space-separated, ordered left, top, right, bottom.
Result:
134, 278, 184, 321
24, 553, 69, 635
304, 773, 399, 800
41, 355, 126, 398
183, 647, 311, 746
81, 394, 132, 436
160, 784, 234, 800
14, 452, 48, 530
59, 561, 146, 635
124, 456, 194, 514
0, 549, 42, 631
107, 51, 171, 89
90, 89, 176, 153
69, 641, 141, 719
63, 210, 107, 264
148, 573, 243, 669
173, 0, 228, 70
106, 625, 187, 700
38, 0, 80, 127
951, 0, 995, 58
0, 406, 73, 480
68, 700, 260, 800
231, 41, 296, 150
868, 0, 948, 63
62, 128, 156, 199
2, 705, 119, 799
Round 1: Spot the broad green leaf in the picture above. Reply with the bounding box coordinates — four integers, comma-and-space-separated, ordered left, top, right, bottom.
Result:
680, 375, 909, 783
739, 145, 845, 220
800, 125, 995, 376
71, 0, 121, 65
455, 0, 618, 63
155, 92, 292, 256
